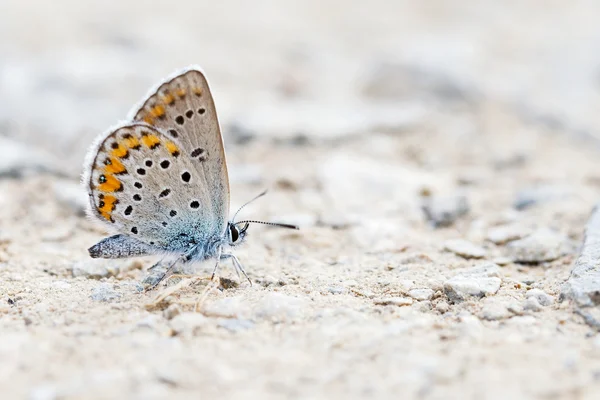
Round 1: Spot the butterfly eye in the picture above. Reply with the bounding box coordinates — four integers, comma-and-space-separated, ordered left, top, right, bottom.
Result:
230, 225, 239, 243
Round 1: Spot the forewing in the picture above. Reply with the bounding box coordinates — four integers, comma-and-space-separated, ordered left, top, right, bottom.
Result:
84, 123, 222, 250
130, 67, 230, 229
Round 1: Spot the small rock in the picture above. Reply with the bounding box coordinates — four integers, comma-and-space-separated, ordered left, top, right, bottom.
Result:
254, 293, 305, 321
506, 315, 538, 327
90, 283, 121, 302
162, 304, 182, 320
492, 257, 512, 266
506, 229, 571, 263
526, 288, 554, 306
71, 260, 119, 280
435, 301, 450, 313
459, 314, 484, 340
374, 297, 413, 306
412, 300, 431, 312
507, 301, 524, 315
481, 301, 511, 321
255, 275, 286, 287
514, 185, 571, 210
422, 195, 470, 228
523, 297, 543, 312
467, 262, 502, 278
487, 224, 531, 245
327, 286, 346, 295
399, 254, 433, 265
408, 288, 434, 301
204, 296, 249, 319
217, 318, 255, 332
135, 315, 162, 331
444, 278, 501, 303
561, 203, 600, 307
398, 279, 415, 291
443, 263, 502, 303
169, 312, 208, 336
444, 239, 486, 259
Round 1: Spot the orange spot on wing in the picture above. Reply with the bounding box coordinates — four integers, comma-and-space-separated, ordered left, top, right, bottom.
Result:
111, 144, 129, 158
176, 88, 186, 98
98, 174, 122, 192
193, 87, 202, 96
98, 195, 118, 221
150, 105, 165, 119
141, 134, 161, 149
165, 141, 180, 156
143, 114, 155, 125
123, 136, 140, 150
162, 93, 175, 105
104, 157, 126, 174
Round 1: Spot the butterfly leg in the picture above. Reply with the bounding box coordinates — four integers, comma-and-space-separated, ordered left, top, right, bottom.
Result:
144, 246, 199, 291
210, 246, 223, 281
221, 253, 252, 286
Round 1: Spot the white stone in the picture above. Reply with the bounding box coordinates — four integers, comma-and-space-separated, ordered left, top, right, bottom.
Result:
444, 239, 486, 259
374, 297, 413, 306
408, 288, 434, 301
526, 288, 554, 307
169, 312, 208, 335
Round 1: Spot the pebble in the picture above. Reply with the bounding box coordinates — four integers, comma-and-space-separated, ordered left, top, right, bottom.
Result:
492, 257, 512, 266
374, 297, 413, 307
162, 304, 182, 320
422, 195, 470, 228
408, 288, 434, 301
203, 296, 250, 319
443, 263, 502, 303
481, 301, 512, 321
505, 229, 570, 263
507, 301, 524, 316
487, 224, 531, 245
526, 288, 554, 306
169, 312, 208, 336
523, 297, 543, 312
253, 293, 305, 322
90, 283, 121, 302
435, 301, 450, 313
513, 185, 571, 210
71, 260, 120, 280
217, 318, 255, 333
255, 275, 286, 287
444, 239, 486, 259
561, 203, 600, 307
327, 286, 346, 295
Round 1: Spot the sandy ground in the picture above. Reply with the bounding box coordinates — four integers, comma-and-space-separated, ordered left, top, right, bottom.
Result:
2, 1, 600, 399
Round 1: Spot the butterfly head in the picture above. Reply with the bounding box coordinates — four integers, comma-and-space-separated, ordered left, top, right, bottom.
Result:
227, 221, 250, 246
227, 219, 298, 247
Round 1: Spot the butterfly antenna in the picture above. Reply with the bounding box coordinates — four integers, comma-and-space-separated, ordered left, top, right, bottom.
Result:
232, 190, 268, 222
235, 220, 299, 230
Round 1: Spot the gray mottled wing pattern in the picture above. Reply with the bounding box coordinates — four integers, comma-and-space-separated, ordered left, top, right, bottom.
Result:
130, 67, 230, 234
86, 123, 221, 251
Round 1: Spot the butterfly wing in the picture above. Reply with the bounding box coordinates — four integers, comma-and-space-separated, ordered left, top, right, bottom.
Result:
84, 123, 224, 252
130, 67, 230, 229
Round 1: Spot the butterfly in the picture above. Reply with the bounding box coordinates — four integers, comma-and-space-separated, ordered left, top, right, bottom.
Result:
82, 66, 297, 288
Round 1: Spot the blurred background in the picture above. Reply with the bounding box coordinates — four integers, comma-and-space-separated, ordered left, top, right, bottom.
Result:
3, 1, 600, 399
2, 0, 600, 173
